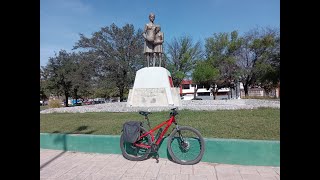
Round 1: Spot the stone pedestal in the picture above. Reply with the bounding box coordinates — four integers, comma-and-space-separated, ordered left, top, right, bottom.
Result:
127, 67, 181, 107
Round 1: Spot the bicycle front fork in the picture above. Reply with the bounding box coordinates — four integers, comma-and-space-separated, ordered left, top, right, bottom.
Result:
176, 125, 190, 151
176, 125, 185, 142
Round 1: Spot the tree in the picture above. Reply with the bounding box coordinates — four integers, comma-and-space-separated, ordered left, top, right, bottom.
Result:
40, 67, 49, 104
205, 31, 242, 99
236, 27, 279, 96
69, 52, 96, 102
43, 50, 79, 107
73, 23, 144, 101
192, 61, 219, 99
255, 32, 280, 96
166, 36, 203, 87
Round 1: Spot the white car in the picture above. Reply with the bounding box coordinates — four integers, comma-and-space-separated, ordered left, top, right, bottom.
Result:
181, 95, 194, 100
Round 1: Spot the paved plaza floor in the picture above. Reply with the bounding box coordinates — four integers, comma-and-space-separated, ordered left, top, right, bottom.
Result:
40, 149, 280, 180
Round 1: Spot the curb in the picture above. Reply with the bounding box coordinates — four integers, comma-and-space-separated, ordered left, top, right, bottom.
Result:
40, 133, 279, 166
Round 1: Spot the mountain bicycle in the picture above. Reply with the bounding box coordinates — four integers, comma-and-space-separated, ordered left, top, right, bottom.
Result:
120, 108, 205, 165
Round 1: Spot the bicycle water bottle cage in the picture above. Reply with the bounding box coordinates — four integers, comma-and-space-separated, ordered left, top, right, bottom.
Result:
139, 111, 152, 116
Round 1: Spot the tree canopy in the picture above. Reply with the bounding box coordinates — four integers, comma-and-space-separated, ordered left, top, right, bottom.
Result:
73, 23, 145, 101
166, 36, 203, 87
41, 24, 280, 103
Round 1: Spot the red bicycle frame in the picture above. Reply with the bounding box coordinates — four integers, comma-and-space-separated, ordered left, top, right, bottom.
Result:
133, 115, 176, 149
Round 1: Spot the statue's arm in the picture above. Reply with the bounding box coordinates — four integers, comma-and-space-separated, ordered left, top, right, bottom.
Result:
161, 32, 164, 43
142, 24, 147, 39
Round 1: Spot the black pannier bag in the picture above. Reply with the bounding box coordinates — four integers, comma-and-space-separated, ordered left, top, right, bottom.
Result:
122, 121, 142, 143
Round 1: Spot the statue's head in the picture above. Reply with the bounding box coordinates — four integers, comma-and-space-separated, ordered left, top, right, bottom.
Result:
155, 25, 161, 33
149, 13, 155, 22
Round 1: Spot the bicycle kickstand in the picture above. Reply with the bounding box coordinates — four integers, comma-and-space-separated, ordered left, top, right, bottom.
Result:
151, 144, 160, 163
154, 153, 159, 163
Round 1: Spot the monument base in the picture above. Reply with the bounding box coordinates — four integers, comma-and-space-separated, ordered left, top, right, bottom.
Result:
127, 67, 181, 107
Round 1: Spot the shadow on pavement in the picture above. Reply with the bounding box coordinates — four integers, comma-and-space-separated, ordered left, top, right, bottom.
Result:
40, 126, 95, 170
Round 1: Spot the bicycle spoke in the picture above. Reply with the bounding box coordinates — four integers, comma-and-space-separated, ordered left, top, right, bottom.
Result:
169, 130, 202, 162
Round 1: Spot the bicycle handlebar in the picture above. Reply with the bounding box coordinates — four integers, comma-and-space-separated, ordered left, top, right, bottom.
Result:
139, 111, 152, 116
138, 109, 178, 117
170, 107, 178, 116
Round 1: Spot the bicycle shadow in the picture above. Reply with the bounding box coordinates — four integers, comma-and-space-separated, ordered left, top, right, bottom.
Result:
40, 126, 95, 170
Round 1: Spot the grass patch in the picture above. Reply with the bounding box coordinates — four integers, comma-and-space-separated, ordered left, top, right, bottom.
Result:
40, 106, 49, 111
40, 108, 279, 140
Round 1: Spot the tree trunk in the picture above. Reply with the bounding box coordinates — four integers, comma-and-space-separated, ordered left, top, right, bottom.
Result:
194, 87, 198, 99
214, 91, 217, 100
278, 82, 280, 98
65, 92, 69, 107
119, 87, 124, 102
212, 89, 217, 100
244, 83, 249, 97
74, 88, 78, 105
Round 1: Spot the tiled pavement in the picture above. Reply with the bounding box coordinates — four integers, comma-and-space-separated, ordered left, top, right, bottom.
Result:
40, 149, 280, 180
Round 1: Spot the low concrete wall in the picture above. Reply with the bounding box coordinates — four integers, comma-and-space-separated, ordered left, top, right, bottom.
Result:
40, 133, 279, 166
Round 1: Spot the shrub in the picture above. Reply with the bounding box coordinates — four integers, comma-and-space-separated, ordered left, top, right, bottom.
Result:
48, 99, 62, 108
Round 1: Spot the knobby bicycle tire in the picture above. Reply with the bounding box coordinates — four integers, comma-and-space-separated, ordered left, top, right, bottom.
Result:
167, 126, 205, 165
120, 126, 152, 161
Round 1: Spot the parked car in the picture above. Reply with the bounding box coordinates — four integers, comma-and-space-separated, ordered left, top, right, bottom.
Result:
93, 100, 106, 104
71, 99, 83, 106
83, 100, 93, 105
40, 100, 48, 106
181, 95, 194, 100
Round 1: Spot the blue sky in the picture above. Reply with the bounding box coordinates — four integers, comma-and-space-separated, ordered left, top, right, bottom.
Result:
40, 0, 280, 67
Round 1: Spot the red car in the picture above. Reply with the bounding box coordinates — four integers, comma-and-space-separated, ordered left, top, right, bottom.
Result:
83, 100, 93, 105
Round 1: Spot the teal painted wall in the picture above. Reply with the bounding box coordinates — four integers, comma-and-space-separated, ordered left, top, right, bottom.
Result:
40, 133, 279, 166
203, 138, 279, 166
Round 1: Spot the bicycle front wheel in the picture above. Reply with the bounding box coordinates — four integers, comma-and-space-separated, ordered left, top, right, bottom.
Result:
167, 126, 205, 165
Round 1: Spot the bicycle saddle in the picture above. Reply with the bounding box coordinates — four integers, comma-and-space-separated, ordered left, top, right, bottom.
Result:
139, 111, 152, 116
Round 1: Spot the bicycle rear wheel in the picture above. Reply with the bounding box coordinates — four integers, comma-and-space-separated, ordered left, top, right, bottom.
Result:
120, 126, 152, 161
167, 126, 205, 165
